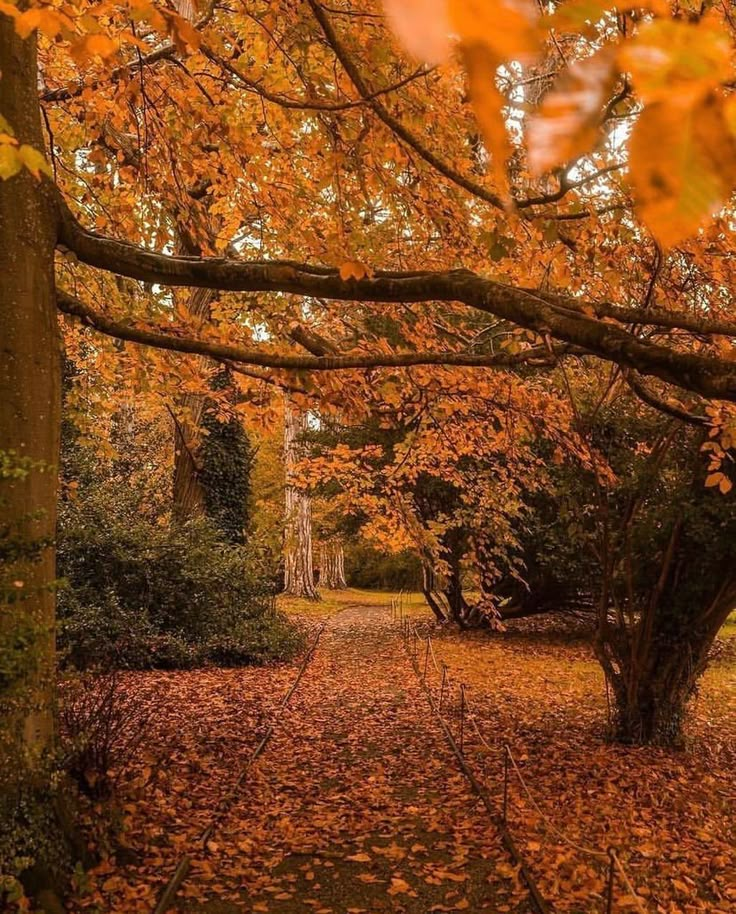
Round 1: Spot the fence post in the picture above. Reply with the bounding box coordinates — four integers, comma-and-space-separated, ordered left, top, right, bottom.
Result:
423, 638, 430, 680
502, 745, 510, 823
459, 684, 466, 755
606, 847, 616, 914
439, 664, 447, 712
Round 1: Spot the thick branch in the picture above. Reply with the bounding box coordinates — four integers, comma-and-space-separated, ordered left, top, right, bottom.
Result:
622, 371, 707, 426
57, 289, 553, 371
535, 288, 736, 337
55, 201, 736, 402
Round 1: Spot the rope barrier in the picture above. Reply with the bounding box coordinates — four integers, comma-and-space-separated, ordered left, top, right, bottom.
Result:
610, 852, 649, 914
505, 745, 608, 859
151, 622, 325, 914
399, 617, 551, 914
395, 606, 651, 914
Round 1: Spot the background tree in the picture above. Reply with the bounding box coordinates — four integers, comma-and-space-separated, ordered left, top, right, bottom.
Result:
282, 399, 319, 600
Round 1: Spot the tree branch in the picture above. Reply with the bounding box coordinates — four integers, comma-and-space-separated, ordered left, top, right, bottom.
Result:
55, 200, 736, 402
622, 371, 707, 426
57, 289, 554, 372
306, 0, 626, 213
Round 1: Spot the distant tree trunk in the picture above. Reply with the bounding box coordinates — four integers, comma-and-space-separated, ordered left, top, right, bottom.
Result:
199, 369, 254, 544
171, 285, 216, 521
319, 540, 347, 589
0, 18, 67, 901
283, 399, 319, 599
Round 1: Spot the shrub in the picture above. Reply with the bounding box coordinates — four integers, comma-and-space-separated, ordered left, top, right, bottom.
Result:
58, 671, 152, 798
345, 543, 422, 591
57, 486, 302, 670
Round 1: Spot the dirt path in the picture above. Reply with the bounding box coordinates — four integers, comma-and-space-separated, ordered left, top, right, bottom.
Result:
172, 603, 532, 914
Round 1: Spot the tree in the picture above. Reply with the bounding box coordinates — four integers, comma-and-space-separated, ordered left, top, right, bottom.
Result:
588, 399, 736, 745
282, 399, 319, 600
319, 540, 347, 589
3, 0, 736, 872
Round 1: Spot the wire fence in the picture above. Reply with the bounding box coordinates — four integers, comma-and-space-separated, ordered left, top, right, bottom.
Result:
151, 621, 326, 914
390, 595, 650, 914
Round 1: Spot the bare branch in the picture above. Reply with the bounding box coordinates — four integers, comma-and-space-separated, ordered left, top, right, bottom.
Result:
622, 371, 707, 427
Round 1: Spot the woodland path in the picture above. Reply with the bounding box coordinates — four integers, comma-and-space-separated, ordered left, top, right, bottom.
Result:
175, 603, 533, 914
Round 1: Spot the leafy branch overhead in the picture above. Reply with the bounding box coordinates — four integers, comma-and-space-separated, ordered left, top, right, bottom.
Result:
385, 0, 736, 246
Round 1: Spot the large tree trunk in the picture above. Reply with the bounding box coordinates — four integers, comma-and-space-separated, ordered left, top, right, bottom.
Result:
282, 399, 318, 599
596, 600, 734, 746
598, 634, 705, 747
0, 17, 65, 902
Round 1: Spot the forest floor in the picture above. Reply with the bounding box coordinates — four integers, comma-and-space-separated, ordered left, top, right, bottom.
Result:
69, 594, 735, 914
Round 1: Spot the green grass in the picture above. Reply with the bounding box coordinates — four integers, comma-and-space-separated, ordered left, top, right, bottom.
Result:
277, 588, 429, 619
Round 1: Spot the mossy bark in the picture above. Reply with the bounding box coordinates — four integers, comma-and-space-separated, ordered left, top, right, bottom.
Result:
0, 17, 67, 909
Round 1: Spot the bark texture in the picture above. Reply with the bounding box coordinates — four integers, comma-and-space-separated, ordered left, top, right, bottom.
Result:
319, 540, 346, 589
171, 285, 217, 521
282, 400, 319, 600
0, 20, 70, 908
0, 15, 60, 780
596, 584, 736, 746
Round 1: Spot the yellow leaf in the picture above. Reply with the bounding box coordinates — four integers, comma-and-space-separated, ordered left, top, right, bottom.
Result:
0, 144, 21, 181
628, 94, 736, 248
17, 145, 52, 180
705, 472, 724, 488
527, 46, 617, 175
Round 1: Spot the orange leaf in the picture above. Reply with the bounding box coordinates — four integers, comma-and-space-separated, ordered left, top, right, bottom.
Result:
449, 0, 538, 60
339, 260, 370, 281
527, 46, 618, 175
460, 43, 511, 200
618, 17, 732, 106
383, 0, 452, 64
629, 94, 736, 248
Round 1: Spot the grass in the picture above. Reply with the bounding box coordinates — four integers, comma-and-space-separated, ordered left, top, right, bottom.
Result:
278, 587, 429, 619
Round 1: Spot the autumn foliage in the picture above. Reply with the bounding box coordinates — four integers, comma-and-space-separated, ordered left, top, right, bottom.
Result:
1, 0, 736, 912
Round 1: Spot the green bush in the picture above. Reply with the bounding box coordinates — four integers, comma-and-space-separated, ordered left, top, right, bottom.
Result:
345, 544, 422, 591
57, 488, 302, 670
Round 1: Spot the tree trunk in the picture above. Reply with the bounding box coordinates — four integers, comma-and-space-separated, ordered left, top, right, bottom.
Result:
0, 17, 66, 902
171, 285, 216, 521
421, 561, 448, 622
319, 540, 347, 589
596, 595, 735, 747
282, 399, 318, 599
